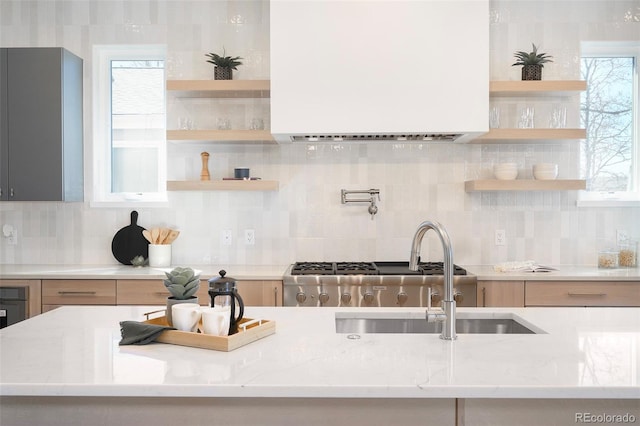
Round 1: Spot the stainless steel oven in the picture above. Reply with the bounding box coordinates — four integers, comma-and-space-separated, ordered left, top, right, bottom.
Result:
283, 261, 477, 307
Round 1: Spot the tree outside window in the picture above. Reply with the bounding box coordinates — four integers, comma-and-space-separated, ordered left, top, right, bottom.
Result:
580, 56, 634, 193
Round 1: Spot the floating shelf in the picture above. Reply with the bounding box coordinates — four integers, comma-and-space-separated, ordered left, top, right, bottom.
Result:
166, 79, 270, 98
472, 128, 586, 143
489, 80, 587, 97
167, 180, 279, 191
465, 179, 587, 192
166, 129, 275, 143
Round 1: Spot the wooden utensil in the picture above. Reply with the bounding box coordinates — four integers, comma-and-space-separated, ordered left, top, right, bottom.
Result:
142, 230, 153, 244
151, 228, 160, 244
164, 230, 180, 245
159, 228, 170, 244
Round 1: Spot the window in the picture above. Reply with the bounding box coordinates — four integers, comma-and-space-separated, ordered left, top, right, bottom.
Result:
92, 45, 166, 204
579, 42, 640, 206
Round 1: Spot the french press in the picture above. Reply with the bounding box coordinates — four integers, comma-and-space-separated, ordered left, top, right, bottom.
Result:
208, 270, 245, 335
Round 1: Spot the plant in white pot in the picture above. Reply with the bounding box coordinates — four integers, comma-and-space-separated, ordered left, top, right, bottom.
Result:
512, 43, 553, 81
205, 48, 243, 80
163, 267, 200, 326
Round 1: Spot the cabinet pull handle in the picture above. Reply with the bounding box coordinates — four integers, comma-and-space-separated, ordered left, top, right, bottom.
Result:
10, 188, 15, 198
154, 292, 169, 296
58, 291, 97, 296
568, 292, 606, 297
481, 287, 486, 307
274, 286, 279, 306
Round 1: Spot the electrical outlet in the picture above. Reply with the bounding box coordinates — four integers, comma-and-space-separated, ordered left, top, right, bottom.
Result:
221, 230, 232, 246
617, 229, 628, 245
3, 224, 17, 245
495, 229, 506, 246
244, 229, 255, 245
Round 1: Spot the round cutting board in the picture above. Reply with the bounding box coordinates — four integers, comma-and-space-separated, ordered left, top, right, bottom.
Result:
111, 211, 149, 265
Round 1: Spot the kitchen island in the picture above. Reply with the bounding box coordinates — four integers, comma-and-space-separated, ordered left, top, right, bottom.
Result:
1, 305, 638, 426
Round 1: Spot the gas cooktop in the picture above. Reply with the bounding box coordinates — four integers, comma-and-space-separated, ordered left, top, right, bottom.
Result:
290, 261, 468, 276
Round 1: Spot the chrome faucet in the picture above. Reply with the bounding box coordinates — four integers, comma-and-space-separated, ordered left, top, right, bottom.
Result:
409, 220, 456, 340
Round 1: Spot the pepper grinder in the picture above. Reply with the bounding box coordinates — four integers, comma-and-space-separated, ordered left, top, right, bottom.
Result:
200, 152, 210, 181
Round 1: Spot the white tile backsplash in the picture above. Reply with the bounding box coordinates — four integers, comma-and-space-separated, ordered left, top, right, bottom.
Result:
1, 0, 639, 267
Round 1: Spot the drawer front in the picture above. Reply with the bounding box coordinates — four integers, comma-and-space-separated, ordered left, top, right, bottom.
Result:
117, 280, 209, 305
42, 280, 116, 305
525, 281, 640, 307
477, 280, 525, 307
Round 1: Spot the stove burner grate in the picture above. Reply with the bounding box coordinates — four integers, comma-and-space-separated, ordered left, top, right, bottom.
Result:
291, 262, 335, 275
335, 262, 378, 275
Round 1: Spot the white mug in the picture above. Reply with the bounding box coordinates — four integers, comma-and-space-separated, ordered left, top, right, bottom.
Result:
201, 306, 231, 336
171, 303, 201, 332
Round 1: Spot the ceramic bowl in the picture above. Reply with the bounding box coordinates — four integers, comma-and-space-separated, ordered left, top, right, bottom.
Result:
493, 163, 518, 180
533, 163, 558, 180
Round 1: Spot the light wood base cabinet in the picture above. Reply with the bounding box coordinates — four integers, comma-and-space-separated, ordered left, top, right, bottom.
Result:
236, 280, 283, 307
41, 280, 116, 313
525, 281, 640, 307
116, 280, 210, 306
477, 281, 525, 307
116, 279, 283, 307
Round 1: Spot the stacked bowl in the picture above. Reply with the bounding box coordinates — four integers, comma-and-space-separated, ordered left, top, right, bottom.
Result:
493, 163, 518, 180
533, 163, 558, 180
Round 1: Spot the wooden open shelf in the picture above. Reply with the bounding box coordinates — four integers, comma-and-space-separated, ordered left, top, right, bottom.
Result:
489, 80, 587, 97
166, 79, 270, 97
472, 128, 586, 143
465, 179, 586, 192
167, 180, 279, 191
166, 129, 275, 143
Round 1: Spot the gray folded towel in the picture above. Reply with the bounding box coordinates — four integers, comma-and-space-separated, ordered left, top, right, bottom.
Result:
119, 321, 175, 345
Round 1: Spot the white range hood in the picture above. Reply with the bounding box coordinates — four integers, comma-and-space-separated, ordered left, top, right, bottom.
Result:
270, 0, 489, 143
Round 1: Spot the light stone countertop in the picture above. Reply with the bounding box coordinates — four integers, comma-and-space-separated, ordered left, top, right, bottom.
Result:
0, 264, 290, 280
1, 264, 639, 282
464, 265, 640, 281
1, 305, 639, 399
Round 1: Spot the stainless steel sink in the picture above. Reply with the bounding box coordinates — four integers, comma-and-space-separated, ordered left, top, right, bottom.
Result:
335, 313, 541, 334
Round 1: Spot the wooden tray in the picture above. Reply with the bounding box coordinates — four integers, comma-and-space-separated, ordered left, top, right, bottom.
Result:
144, 315, 276, 352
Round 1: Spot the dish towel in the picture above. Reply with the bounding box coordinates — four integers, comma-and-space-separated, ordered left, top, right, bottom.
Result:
119, 321, 175, 345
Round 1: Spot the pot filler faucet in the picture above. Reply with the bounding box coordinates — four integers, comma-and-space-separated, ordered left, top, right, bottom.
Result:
409, 220, 456, 340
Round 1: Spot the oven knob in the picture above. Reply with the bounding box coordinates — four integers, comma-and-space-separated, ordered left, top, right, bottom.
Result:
319, 292, 330, 304
295, 292, 307, 304
453, 290, 464, 305
341, 293, 352, 305
363, 292, 374, 304
397, 292, 408, 305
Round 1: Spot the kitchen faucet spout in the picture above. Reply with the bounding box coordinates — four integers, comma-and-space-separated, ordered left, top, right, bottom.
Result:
409, 220, 456, 340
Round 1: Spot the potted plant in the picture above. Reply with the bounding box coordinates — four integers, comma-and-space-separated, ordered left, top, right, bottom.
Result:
512, 43, 553, 81
163, 267, 201, 326
205, 48, 243, 80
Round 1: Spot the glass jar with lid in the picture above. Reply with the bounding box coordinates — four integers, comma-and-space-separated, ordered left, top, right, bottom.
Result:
618, 239, 637, 268
598, 249, 619, 269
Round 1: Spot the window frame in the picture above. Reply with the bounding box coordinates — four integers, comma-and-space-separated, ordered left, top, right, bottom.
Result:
91, 44, 167, 207
577, 41, 640, 207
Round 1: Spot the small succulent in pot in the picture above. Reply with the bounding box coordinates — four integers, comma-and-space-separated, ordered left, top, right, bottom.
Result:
512, 43, 553, 80
163, 267, 201, 326
205, 48, 243, 80
164, 267, 200, 299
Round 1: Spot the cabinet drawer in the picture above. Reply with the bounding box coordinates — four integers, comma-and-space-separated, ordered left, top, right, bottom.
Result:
525, 281, 640, 307
42, 280, 116, 305
117, 280, 209, 305
477, 280, 525, 307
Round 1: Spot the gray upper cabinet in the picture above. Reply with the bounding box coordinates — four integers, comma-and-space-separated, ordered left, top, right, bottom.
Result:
0, 47, 83, 201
